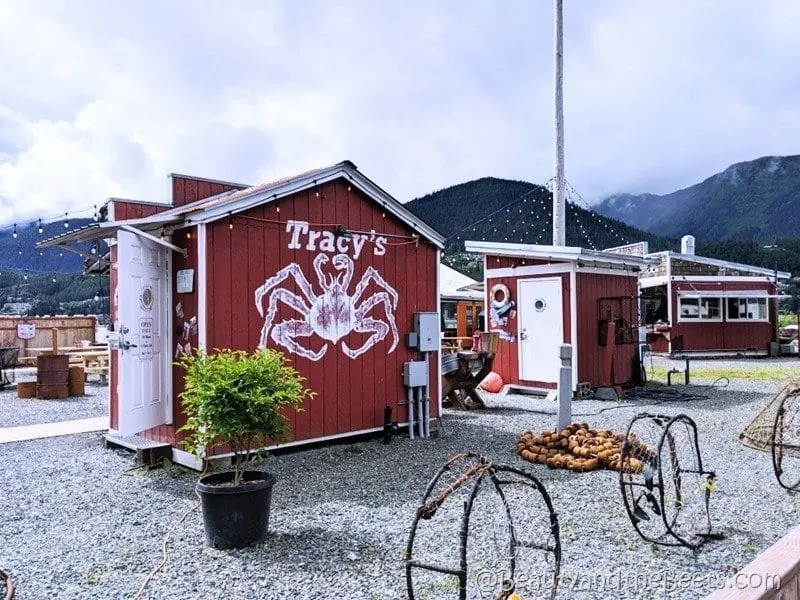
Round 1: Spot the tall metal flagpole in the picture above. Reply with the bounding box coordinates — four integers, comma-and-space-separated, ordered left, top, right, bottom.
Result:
552, 0, 566, 246
553, 0, 571, 431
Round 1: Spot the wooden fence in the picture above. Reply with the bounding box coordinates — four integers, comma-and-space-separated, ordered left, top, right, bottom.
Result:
0, 316, 97, 356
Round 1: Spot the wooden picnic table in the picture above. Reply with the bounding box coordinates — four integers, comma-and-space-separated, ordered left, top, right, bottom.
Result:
442, 350, 496, 410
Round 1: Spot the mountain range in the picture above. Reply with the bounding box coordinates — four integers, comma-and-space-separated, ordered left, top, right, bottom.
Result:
596, 155, 800, 242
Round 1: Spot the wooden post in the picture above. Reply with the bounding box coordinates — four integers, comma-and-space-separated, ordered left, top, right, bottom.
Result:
603, 321, 616, 387
51, 327, 59, 355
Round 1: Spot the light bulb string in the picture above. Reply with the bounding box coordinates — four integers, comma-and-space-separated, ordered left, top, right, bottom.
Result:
5, 203, 106, 233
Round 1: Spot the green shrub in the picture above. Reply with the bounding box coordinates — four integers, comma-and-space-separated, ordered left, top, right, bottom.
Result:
177, 348, 314, 485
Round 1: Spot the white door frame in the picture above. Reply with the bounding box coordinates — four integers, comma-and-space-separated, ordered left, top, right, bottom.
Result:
515, 270, 578, 390
516, 276, 563, 384
115, 229, 174, 434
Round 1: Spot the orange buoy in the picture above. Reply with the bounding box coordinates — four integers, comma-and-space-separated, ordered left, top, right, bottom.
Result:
479, 371, 503, 393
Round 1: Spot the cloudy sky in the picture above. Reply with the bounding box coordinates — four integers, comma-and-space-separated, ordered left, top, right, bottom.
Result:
1, 0, 798, 224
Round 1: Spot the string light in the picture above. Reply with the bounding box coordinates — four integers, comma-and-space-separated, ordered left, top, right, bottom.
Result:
38, 219, 43, 234
12, 224, 17, 239
64, 212, 69, 228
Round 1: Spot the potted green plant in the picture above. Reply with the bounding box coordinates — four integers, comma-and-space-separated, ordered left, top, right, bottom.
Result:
177, 348, 313, 549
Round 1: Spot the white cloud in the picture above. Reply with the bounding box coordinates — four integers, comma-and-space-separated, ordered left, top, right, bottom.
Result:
0, 0, 799, 226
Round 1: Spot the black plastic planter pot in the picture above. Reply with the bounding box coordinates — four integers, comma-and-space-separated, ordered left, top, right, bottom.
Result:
196, 470, 277, 549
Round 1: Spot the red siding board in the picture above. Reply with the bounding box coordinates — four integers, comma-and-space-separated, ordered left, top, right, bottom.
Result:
110, 176, 438, 450
575, 273, 638, 387
669, 281, 777, 352
303, 193, 326, 439
112, 200, 168, 221
485, 257, 640, 390
202, 177, 438, 446
171, 175, 248, 207
333, 184, 351, 435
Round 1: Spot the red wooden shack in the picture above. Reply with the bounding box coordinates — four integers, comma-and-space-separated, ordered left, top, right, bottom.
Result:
464, 241, 653, 393
640, 236, 791, 356
40, 161, 445, 466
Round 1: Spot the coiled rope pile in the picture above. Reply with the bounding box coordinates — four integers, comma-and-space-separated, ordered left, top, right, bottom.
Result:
517, 422, 655, 473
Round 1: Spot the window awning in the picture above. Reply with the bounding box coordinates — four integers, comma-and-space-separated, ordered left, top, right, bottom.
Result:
678, 291, 791, 299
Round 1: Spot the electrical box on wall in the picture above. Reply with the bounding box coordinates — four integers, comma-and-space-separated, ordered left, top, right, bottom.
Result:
403, 361, 428, 387
414, 312, 439, 352
405, 332, 419, 348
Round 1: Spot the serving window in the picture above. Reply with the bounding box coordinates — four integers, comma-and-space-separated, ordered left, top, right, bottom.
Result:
726, 297, 768, 321
678, 297, 722, 322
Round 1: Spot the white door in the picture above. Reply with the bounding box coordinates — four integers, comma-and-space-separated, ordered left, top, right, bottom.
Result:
116, 230, 171, 436
518, 277, 564, 383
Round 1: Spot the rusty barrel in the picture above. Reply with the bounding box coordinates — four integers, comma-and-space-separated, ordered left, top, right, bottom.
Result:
37, 354, 69, 399
68, 365, 85, 396
17, 381, 37, 399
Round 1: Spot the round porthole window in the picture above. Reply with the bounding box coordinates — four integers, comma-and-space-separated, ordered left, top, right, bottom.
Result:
534, 298, 546, 312
140, 286, 154, 311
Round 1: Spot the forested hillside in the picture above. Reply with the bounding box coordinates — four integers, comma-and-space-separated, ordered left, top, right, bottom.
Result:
406, 177, 675, 279
597, 155, 800, 242
0, 219, 109, 316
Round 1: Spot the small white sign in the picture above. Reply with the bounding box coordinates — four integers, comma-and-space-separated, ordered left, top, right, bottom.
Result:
139, 317, 154, 361
177, 269, 194, 293
17, 323, 36, 340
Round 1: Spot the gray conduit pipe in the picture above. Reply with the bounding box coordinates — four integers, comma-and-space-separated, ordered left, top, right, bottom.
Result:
420, 385, 431, 437
422, 353, 431, 438
416, 387, 425, 439
407, 386, 415, 440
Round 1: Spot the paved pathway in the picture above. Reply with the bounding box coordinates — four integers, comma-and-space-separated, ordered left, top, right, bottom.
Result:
0, 416, 107, 444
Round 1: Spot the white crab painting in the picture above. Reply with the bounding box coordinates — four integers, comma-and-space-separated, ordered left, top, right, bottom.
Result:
255, 253, 399, 361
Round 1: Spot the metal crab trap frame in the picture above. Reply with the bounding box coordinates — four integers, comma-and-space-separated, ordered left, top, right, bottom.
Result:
405, 453, 561, 600
739, 381, 800, 492
772, 389, 800, 491
619, 413, 720, 551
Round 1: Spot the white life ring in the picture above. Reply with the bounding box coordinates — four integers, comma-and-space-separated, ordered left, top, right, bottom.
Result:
490, 283, 510, 309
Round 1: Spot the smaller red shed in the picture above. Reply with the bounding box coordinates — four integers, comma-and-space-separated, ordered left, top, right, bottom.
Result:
39, 161, 445, 467
465, 241, 655, 394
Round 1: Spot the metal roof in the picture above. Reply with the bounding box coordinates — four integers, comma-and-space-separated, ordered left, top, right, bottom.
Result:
41, 161, 446, 249
645, 250, 791, 280
464, 241, 658, 269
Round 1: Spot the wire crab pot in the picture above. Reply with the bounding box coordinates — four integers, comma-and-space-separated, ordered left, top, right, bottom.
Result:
619, 413, 719, 551
771, 389, 800, 491
405, 453, 561, 600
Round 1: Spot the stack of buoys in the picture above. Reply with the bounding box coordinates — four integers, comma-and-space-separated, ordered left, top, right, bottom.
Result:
516, 422, 655, 473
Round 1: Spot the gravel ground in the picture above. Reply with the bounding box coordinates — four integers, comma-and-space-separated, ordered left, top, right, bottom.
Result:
1, 379, 798, 600
0, 379, 108, 428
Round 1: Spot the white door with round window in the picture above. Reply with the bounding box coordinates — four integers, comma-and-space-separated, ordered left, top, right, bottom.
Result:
518, 277, 564, 383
